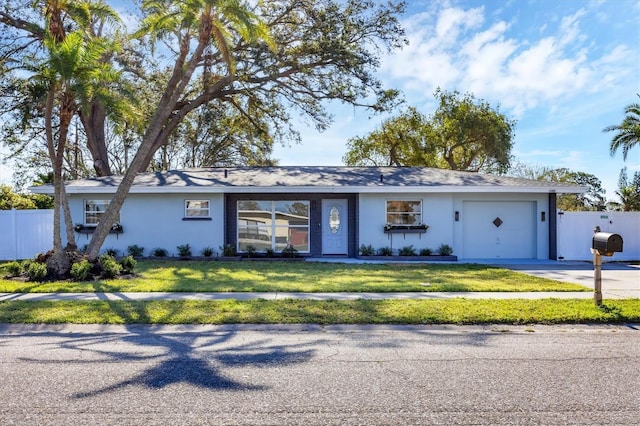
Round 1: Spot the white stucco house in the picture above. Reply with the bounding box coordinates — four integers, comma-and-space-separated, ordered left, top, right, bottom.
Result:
31, 166, 585, 260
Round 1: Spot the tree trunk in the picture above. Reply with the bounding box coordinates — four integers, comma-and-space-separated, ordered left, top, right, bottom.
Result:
80, 103, 112, 176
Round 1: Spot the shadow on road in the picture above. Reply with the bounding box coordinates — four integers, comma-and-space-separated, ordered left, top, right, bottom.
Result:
12, 325, 318, 398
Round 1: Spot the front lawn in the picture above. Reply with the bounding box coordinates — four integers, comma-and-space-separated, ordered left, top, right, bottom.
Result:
0, 299, 637, 325
0, 260, 589, 293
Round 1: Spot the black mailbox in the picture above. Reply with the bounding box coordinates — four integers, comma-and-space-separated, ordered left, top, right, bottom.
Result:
592, 232, 623, 256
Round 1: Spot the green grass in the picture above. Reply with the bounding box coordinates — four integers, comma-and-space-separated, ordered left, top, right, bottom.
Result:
0, 260, 588, 293
0, 299, 637, 325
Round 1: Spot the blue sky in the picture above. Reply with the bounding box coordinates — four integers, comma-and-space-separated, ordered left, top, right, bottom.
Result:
1, 0, 638, 203
273, 0, 640, 202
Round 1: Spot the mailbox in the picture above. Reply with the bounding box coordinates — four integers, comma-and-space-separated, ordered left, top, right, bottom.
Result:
592, 232, 623, 256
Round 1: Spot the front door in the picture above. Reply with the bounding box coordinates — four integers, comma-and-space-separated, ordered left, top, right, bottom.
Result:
322, 199, 348, 255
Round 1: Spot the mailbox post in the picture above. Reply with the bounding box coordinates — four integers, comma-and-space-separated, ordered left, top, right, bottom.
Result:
590, 227, 624, 306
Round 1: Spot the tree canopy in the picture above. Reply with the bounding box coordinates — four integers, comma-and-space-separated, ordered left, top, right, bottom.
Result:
608, 168, 640, 211
1, 0, 408, 265
343, 89, 516, 173
604, 95, 640, 161
507, 163, 607, 211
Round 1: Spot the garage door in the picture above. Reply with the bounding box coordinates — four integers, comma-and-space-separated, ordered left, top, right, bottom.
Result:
462, 201, 536, 259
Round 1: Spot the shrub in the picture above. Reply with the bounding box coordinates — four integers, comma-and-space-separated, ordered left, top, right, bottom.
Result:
70, 259, 92, 281
201, 246, 214, 257
243, 245, 257, 258
99, 255, 122, 278
21, 259, 32, 273
220, 244, 237, 257
376, 246, 393, 256
359, 244, 375, 256
177, 244, 192, 257
27, 262, 47, 282
398, 245, 417, 256
437, 244, 453, 256
152, 248, 168, 257
127, 244, 145, 258
280, 244, 299, 258
265, 248, 275, 258
119, 255, 137, 274
104, 247, 119, 257
419, 248, 432, 256
5, 261, 23, 277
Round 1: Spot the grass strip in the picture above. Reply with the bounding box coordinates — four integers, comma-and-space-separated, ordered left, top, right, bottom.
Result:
0, 261, 588, 293
0, 299, 637, 325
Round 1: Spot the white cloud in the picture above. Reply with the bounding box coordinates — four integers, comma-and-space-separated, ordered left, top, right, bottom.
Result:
379, 2, 630, 116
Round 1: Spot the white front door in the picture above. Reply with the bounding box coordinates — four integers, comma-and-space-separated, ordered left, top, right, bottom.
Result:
322, 199, 348, 255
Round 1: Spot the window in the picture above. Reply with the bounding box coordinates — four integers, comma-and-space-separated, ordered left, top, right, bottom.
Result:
84, 200, 117, 225
185, 200, 210, 218
238, 200, 310, 252
386, 200, 422, 225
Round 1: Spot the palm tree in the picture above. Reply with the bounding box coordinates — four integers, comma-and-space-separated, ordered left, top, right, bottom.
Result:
84, 0, 273, 261
604, 95, 640, 161
34, 0, 123, 275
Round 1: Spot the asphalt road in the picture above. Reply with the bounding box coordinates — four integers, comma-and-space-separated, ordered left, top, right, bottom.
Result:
1, 324, 639, 425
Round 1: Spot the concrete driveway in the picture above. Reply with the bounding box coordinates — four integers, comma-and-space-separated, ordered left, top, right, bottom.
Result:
487, 260, 640, 299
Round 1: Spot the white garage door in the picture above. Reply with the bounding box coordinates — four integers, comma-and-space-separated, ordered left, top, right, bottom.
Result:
462, 201, 536, 259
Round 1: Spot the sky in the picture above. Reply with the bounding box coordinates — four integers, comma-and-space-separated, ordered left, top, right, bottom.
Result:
1, 0, 638, 203
272, 0, 640, 202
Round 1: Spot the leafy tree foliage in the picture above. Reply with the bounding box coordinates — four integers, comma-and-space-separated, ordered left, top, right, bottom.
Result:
343, 107, 437, 167
608, 168, 640, 211
80, 0, 406, 260
507, 163, 607, 211
344, 89, 516, 173
0, 185, 53, 209
604, 95, 640, 161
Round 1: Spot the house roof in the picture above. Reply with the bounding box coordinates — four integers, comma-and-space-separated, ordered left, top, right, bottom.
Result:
30, 166, 587, 194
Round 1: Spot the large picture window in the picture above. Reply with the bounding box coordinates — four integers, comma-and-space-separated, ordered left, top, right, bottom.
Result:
237, 200, 309, 252
386, 200, 422, 225
84, 200, 118, 225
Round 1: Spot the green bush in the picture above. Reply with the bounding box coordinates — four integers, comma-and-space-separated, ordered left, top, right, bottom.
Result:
201, 246, 214, 257
398, 245, 417, 256
265, 248, 275, 258
20, 259, 32, 273
104, 248, 119, 257
359, 244, 375, 256
419, 248, 432, 256
177, 244, 192, 257
220, 244, 237, 257
27, 262, 47, 282
70, 259, 92, 281
5, 261, 22, 277
243, 245, 257, 258
99, 255, 122, 279
437, 244, 453, 256
127, 244, 144, 258
376, 247, 393, 256
280, 244, 299, 258
152, 248, 168, 257
119, 255, 137, 274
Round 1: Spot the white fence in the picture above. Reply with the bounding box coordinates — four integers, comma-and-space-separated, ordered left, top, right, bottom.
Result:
0, 209, 53, 261
557, 211, 640, 261
0, 208, 638, 262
